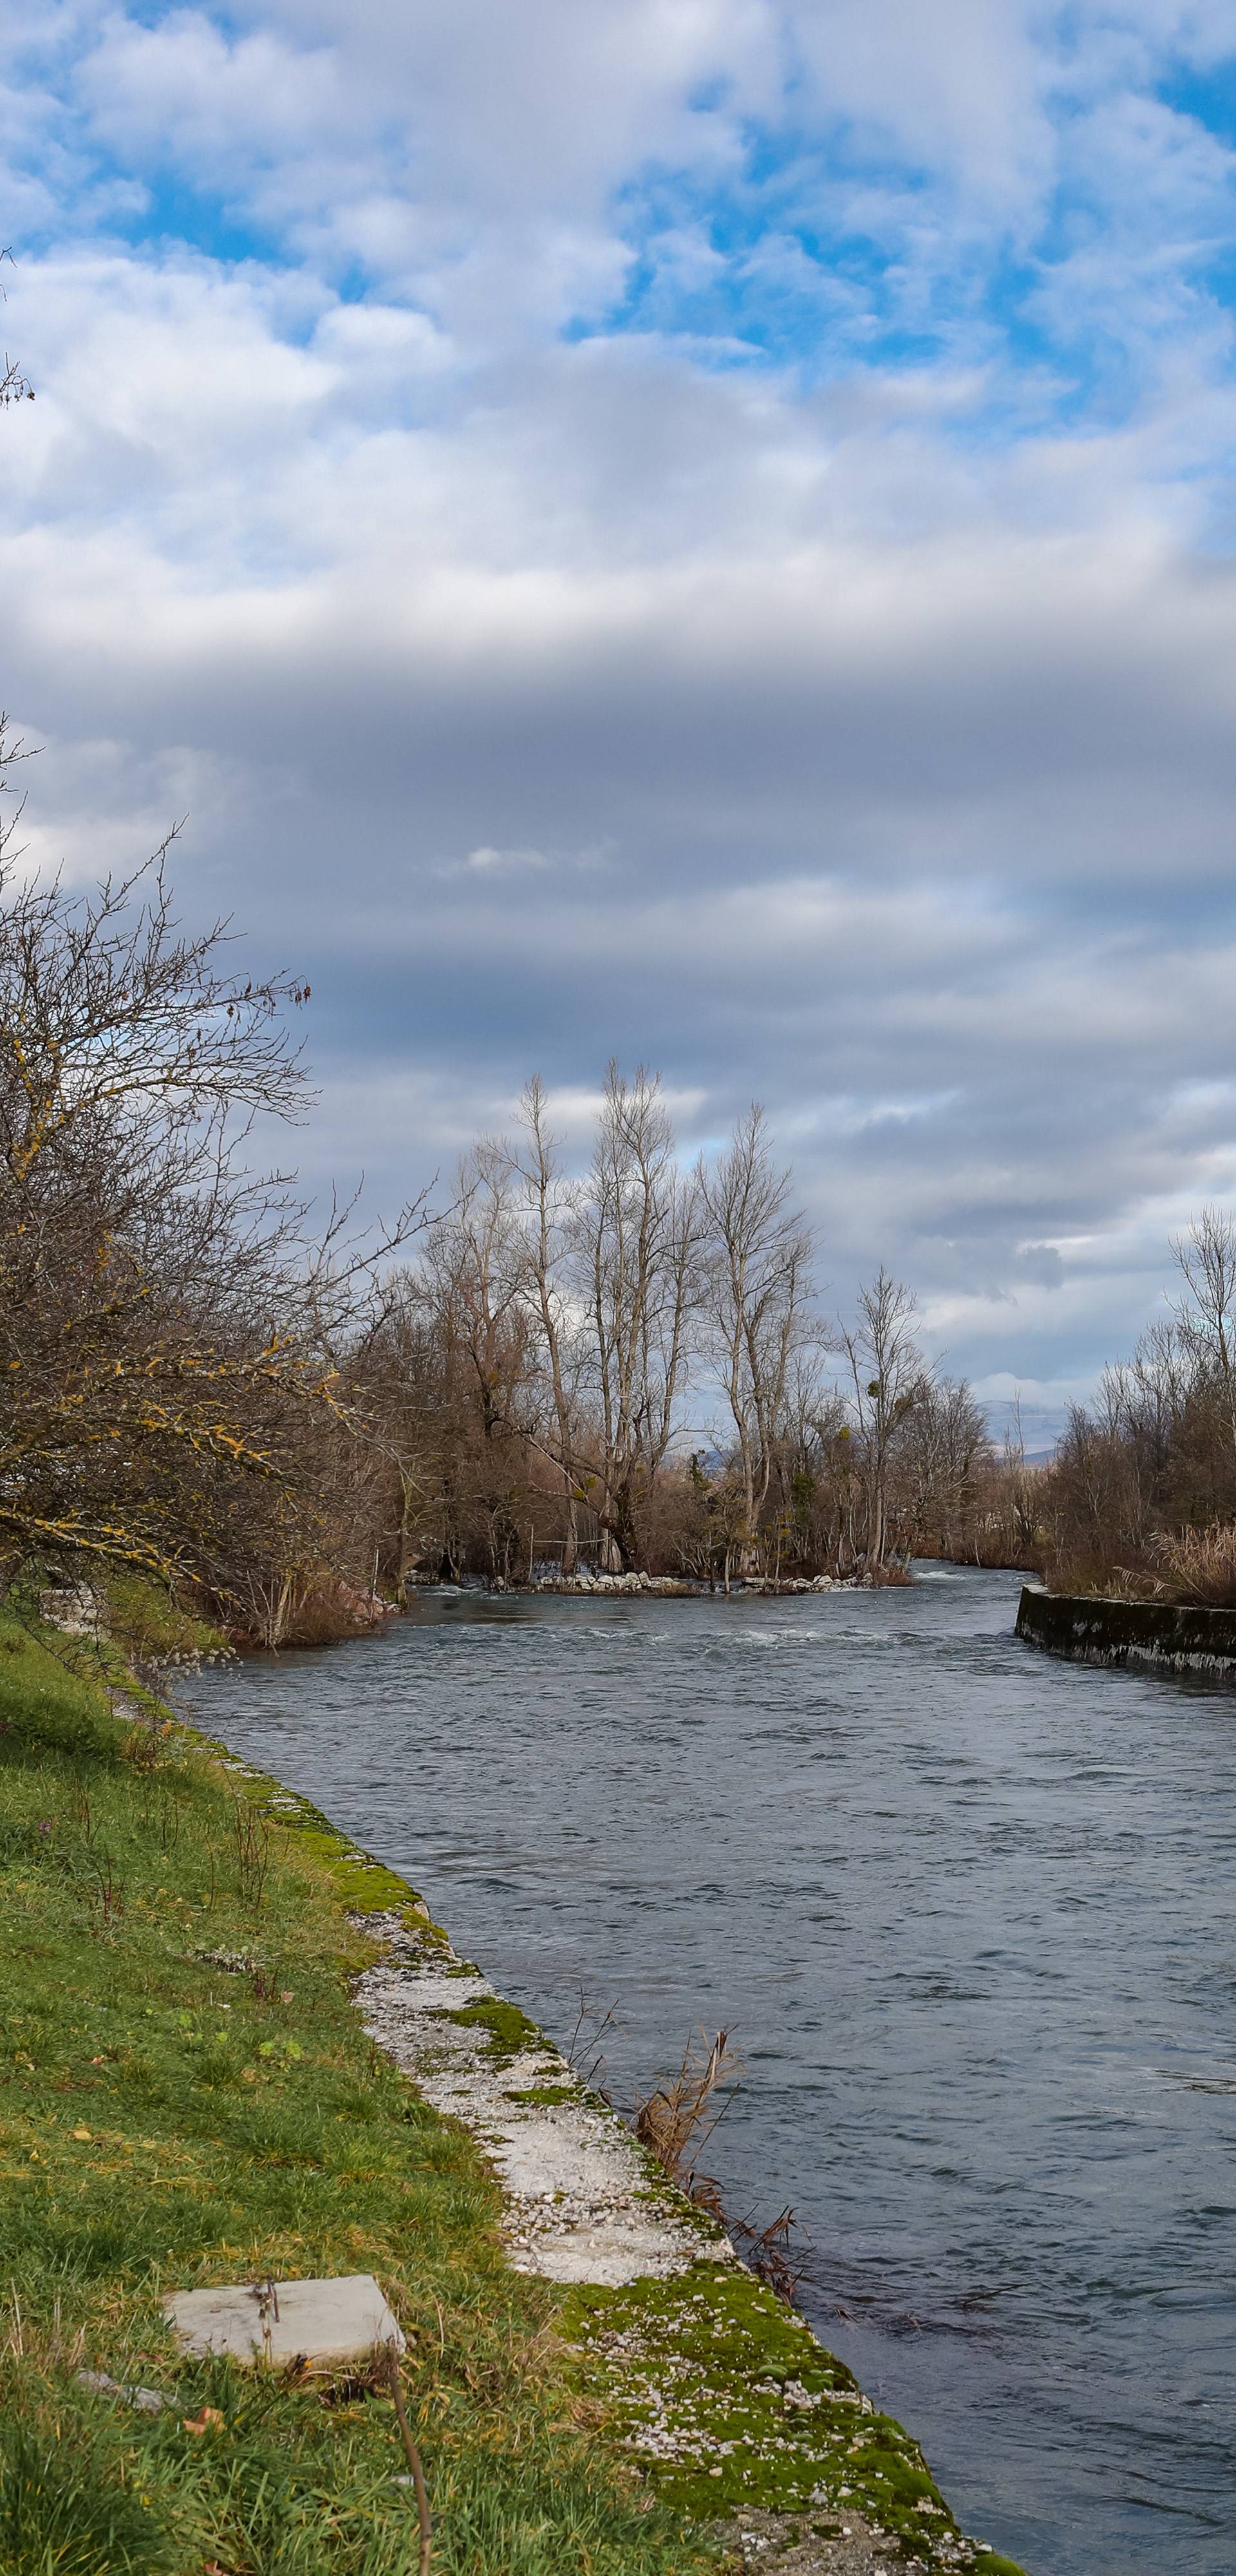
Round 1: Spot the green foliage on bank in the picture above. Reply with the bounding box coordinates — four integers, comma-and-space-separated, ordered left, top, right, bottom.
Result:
0, 1615, 713, 2576
104, 1573, 230, 1670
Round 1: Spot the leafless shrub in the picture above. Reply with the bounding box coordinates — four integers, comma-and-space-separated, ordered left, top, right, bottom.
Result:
84, 1848, 124, 1928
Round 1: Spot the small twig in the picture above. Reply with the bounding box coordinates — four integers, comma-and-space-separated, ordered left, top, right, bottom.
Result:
731, 2203, 809, 2304
563, 1985, 622, 2091
386, 2345, 431, 2575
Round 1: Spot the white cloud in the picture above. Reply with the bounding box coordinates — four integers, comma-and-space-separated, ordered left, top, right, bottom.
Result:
462, 845, 547, 874
5, 3, 1236, 1421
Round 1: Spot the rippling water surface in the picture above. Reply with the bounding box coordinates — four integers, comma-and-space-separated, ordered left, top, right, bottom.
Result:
183, 1569, 1236, 2575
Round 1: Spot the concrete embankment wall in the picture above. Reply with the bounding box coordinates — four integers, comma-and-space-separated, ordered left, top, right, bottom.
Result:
1016, 1582, 1236, 1677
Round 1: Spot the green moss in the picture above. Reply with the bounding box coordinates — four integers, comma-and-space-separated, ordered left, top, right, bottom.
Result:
438, 1996, 543, 2063
566, 2265, 1027, 2575
179, 1743, 445, 1936
505, 2083, 577, 2107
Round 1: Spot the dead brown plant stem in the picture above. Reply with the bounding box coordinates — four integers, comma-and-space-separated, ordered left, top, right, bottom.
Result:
633, 2026, 740, 2186
386, 2349, 431, 2576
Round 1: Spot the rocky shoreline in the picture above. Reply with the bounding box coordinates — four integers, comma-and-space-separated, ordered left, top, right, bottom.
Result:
527, 1569, 850, 1597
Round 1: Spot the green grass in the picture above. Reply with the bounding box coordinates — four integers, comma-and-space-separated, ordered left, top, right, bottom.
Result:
0, 1613, 715, 2576
103, 1572, 230, 1669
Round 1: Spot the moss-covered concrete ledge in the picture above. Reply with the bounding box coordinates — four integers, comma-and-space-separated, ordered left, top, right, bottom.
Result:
211, 1737, 1027, 2576
1016, 1580, 1236, 1676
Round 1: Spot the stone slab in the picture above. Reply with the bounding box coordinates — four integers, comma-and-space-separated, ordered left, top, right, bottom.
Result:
163, 2273, 404, 2372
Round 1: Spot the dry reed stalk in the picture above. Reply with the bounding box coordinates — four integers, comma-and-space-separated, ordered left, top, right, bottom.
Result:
1152, 1519, 1236, 1607
563, 1988, 621, 2094
633, 2027, 741, 2192
4, 2290, 85, 2372
632, 2031, 809, 2306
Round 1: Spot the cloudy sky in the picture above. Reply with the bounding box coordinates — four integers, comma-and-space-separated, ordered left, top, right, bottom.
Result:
5, 1, 1236, 1435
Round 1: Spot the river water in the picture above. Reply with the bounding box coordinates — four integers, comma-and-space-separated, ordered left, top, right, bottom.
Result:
182, 1567, 1236, 2576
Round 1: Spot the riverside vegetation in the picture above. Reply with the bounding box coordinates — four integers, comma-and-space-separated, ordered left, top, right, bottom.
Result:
1028, 1207, 1236, 1607
7, 728, 1233, 1639
0, 1595, 1027, 2576
0, 728, 1035, 1651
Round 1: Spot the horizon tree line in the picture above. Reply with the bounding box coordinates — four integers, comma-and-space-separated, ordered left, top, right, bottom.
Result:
10, 784, 1235, 1639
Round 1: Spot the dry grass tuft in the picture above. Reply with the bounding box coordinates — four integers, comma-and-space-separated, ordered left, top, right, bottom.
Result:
3, 2292, 86, 2376
1152, 1520, 1236, 1607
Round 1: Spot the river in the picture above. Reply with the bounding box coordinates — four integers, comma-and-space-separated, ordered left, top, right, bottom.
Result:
182, 1566, 1236, 2575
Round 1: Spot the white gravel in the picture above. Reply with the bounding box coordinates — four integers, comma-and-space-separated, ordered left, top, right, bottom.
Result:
354, 1912, 731, 2287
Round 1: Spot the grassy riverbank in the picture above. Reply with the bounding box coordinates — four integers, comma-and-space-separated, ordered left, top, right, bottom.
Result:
0, 1613, 713, 2576
0, 1609, 1027, 2576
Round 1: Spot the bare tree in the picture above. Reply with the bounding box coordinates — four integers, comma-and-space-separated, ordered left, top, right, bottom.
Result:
1172, 1206, 1236, 1447
512, 1077, 585, 1569
418, 1141, 533, 1580
898, 1374, 989, 1558
572, 1065, 700, 1569
839, 1268, 929, 1567
699, 1105, 812, 1563
425, 1142, 529, 1443
0, 769, 387, 1604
